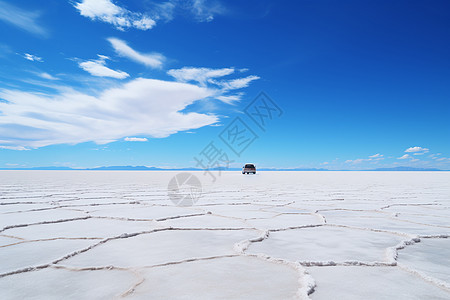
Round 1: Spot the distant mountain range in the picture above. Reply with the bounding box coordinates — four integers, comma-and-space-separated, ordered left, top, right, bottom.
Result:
0, 166, 446, 171
369, 166, 442, 171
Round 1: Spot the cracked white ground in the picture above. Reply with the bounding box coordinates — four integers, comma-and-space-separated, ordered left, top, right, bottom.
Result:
0, 171, 449, 299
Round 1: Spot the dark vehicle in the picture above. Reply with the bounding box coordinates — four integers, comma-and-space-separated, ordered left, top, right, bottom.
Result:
242, 164, 256, 174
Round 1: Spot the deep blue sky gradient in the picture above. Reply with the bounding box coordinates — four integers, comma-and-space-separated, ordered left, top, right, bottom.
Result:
0, 0, 449, 169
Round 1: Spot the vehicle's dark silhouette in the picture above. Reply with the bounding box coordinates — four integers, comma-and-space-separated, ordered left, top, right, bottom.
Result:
242, 164, 256, 174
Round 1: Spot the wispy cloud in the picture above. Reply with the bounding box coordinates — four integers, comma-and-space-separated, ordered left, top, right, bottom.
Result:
0, 1, 47, 37
346, 153, 384, 164
73, 0, 155, 31
0, 145, 29, 151
23, 53, 43, 62
191, 0, 226, 22
151, 1, 176, 22
78, 55, 129, 79
124, 137, 148, 142
398, 154, 411, 160
168, 67, 235, 85
216, 75, 260, 90
108, 38, 165, 68
436, 157, 450, 162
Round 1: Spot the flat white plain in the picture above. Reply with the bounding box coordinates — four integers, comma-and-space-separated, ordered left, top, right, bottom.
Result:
0, 171, 449, 299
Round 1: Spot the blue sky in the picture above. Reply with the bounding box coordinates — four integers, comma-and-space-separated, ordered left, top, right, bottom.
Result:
0, 0, 449, 170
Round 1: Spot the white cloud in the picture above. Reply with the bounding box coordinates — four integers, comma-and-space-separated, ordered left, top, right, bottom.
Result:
398, 154, 411, 160
23, 53, 43, 62
39, 72, 59, 80
436, 157, 448, 162
124, 137, 148, 142
73, 0, 155, 31
369, 153, 383, 158
168, 67, 234, 85
108, 38, 164, 68
78, 55, 129, 79
0, 78, 221, 149
405, 146, 429, 153
410, 158, 419, 162
0, 1, 47, 36
168, 67, 260, 102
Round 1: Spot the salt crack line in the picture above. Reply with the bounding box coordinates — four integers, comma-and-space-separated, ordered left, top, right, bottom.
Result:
234, 230, 316, 300
0, 265, 50, 278
380, 203, 441, 210
385, 236, 421, 264
419, 234, 449, 239
194, 202, 253, 207
270, 224, 324, 232
325, 223, 417, 238
0, 233, 26, 240
0, 227, 257, 278
51, 265, 126, 272
0, 237, 103, 248
298, 261, 396, 267
49, 264, 144, 298
51, 229, 169, 265
397, 263, 450, 292
0, 216, 91, 233
0, 201, 44, 205
232, 222, 428, 298
91, 213, 207, 223
323, 223, 421, 264
156, 212, 207, 221
387, 216, 450, 229
0, 228, 165, 279
313, 211, 327, 224
55, 255, 240, 272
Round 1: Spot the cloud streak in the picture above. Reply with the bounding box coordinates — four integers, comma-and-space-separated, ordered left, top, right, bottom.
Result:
345, 153, 384, 164
24, 53, 43, 62
38, 72, 59, 80
124, 137, 148, 142
108, 38, 165, 68
0, 1, 47, 37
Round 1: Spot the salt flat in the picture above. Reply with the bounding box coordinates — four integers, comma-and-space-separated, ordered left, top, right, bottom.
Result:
0, 171, 449, 299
